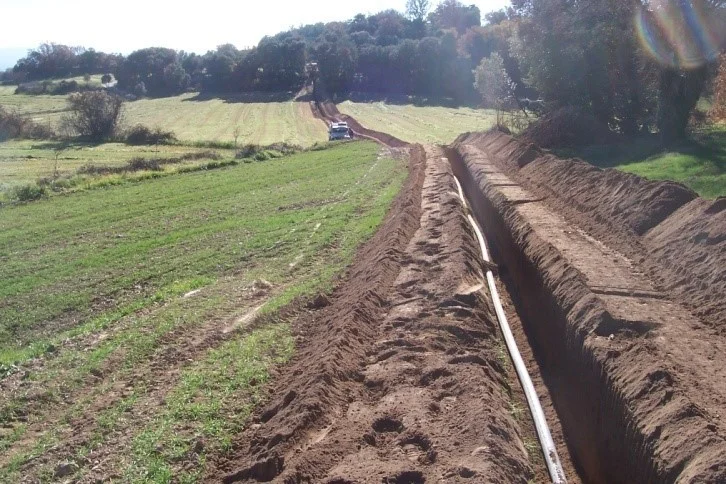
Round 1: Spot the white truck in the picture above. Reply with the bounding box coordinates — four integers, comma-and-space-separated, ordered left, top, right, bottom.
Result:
329, 122, 351, 141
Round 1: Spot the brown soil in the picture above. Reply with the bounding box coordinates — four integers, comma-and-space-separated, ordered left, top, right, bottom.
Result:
6, 102, 724, 483
207, 147, 538, 483
645, 197, 726, 329
451, 131, 726, 482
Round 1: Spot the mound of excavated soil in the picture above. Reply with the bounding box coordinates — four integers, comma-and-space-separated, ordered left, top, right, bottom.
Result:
646, 197, 726, 329
207, 146, 535, 483
521, 107, 617, 148
461, 130, 697, 235
457, 129, 724, 331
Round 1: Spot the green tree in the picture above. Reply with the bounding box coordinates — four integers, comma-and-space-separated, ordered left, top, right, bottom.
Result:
429, 0, 481, 33
116, 48, 189, 97
62, 91, 124, 141
474, 52, 514, 116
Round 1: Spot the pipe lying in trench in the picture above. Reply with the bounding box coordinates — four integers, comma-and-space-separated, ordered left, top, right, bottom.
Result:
450, 166, 567, 484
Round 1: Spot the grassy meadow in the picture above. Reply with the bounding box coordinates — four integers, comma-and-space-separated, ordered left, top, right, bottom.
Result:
337, 100, 498, 144
0, 140, 406, 481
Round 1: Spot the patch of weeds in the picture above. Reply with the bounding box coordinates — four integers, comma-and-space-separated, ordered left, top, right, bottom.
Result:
495, 340, 511, 372
523, 437, 544, 466
0, 423, 27, 453
509, 401, 525, 422
11, 183, 46, 202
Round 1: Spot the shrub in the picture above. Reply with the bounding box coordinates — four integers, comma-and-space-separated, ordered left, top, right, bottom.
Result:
125, 125, 177, 145
14, 79, 99, 96
236, 143, 300, 160
12, 184, 47, 202
236, 144, 261, 159
55, 80, 79, 95
521, 106, 618, 148
127, 157, 163, 171
61, 91, 124, 141
0, 106, 54, 140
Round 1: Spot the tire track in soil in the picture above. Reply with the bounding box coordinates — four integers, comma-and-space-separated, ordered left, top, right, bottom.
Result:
4, 281, 276, 481
210, 147, 535, 483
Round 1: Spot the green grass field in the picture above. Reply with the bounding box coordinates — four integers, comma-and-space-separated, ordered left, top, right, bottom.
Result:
337, 100, 498, 144
1, 86, 328, 145
0, 140, 406, 481
558, 125, 726, 198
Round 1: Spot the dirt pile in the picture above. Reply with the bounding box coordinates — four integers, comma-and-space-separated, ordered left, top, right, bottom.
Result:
521, 107, 617, 148
645, 197, 726, 330
208, 146, 536, 483
449, 139, 726, 483
459, 130, 698, 236
457, 130, 726, 330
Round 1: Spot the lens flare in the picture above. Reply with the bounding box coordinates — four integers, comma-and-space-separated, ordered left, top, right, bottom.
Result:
635, 0, 725, 69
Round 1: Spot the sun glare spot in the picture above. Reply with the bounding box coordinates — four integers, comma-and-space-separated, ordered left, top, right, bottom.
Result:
635, 0, 724, 69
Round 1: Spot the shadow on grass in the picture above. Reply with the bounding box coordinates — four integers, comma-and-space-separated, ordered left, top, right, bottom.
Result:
181, 91, 298, 103
179, 90, 479, 108
340, 91, 478, 108
29, 139, 105, 151
555, 127, 726, 174
553, 125, 726, 198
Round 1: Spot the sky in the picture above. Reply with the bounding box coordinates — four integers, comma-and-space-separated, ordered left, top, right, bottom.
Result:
0, 0, 510, 68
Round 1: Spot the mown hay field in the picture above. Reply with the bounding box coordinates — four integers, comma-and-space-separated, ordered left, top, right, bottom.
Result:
336, 100, 498, 144
0, 86, 328, 146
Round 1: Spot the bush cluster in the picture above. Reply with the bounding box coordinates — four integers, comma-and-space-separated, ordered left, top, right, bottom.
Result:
0, 106, 54, 140
61, 91, 123, 141
235, 142, 301, 160
15, 80, 100, 96
125, 125, 177, 145
12, 184, 47, 202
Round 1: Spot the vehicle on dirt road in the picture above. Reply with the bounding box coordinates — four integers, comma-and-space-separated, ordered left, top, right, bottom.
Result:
329, 122, 351, 141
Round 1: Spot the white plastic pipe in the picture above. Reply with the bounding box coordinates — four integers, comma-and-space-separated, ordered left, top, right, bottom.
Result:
452, 171, 568, 484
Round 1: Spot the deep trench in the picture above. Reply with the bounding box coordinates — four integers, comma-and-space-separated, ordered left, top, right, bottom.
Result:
445, 148, 667, 484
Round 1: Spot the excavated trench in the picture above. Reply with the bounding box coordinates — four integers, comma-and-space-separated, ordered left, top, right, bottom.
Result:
445, 142, 726, 483
447, 146, 613, 482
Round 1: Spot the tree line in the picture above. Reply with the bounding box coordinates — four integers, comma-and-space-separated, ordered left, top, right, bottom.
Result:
2, 0, 724, 142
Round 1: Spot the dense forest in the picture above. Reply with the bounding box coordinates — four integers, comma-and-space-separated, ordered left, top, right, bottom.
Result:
2, 0, 725, 141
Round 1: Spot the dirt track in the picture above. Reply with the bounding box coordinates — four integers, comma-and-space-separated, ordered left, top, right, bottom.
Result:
312, 100, 409, 149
